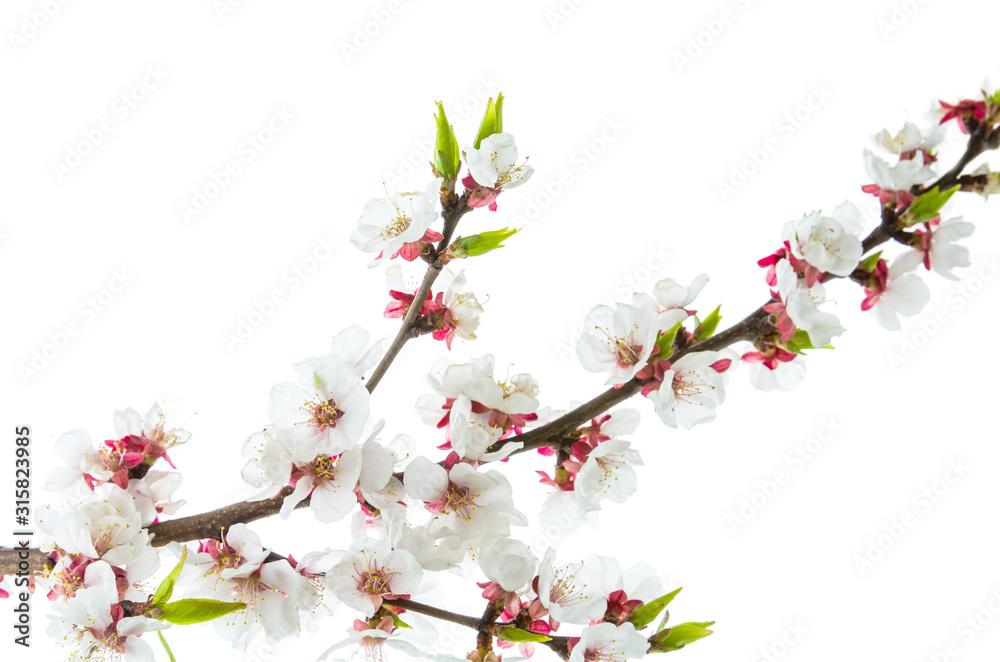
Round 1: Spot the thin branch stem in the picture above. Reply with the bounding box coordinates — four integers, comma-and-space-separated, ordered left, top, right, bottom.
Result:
365, 192, 472, 393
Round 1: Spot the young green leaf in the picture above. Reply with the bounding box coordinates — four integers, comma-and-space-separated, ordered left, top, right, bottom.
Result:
859, 251, 883, 273
693, 306, 722, 341
473, 94, 505, 149
496, 627, 552, 643
903, 185, 960, 225
434, 101, 461, 181
631, 588, 683, 629
158, 599, 246, 625
152, 547, 187, 605
656, 321, 684, 359
649, 621, 715, 652
450, 228, 519, 259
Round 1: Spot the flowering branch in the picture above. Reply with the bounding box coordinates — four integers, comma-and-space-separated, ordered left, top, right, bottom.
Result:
19, 88, 1000, 662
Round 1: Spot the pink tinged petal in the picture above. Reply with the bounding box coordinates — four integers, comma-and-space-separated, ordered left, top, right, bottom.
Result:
468, 187, 501, 208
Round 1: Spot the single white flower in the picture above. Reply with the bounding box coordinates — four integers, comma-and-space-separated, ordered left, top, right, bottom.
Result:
351, 179, 442, 267
268, 356, 371, 462
478, 537, 536, 593
648, 351, 730, 429
45, 487, 154, 569
577, 297, 658, 385
569, 622, 650, 662
576, 439, 643, 504
402, 458, 527, 544
782, 204, 863, 278
895, 217, 975, 280
864, 148, 936, 192
872, 121, 944, 156
326, 539, 424, 617
537, 549, 620, 624
651, 273, 709, 331
863, 257, 931, 331
465, 133, 534, 191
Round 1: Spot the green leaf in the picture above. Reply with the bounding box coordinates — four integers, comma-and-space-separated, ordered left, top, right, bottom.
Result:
496, 627, 551, 643
152, 547, 187, 605
391, 613, 412, 629
472, 94, 504, 149
782, 329, 832, 354
631, 588, 683, 630
693, 307, 722, 341
903, 185, 960, 225
158, 599, 246, 625
656, 321, 684, 359
649, 621, 715, 653
450, 228, 519, 258
859, 251, 883, 273
433, 102, 461, 181
158, 632, 176, 662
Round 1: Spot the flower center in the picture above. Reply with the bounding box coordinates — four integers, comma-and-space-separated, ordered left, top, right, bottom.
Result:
360, 568, 392, 596
386, 213, 411, 238
442, 483, 480, 519
309, 398, 344, 430
308, 454, 339, 481
549, 564, 587, 607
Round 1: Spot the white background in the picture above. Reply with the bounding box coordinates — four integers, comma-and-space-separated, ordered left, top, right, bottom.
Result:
3, 1, 1000, 661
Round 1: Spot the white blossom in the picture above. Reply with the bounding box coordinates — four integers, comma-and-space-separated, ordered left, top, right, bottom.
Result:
268, 356, 371, 462
576, 439, 643, 504
325, 539, 424, 617
577, 297, 658, 385
782, 203, 864, 278
478, 537, 536, 592
465, 133, 534, 191
648, 351, 731, 429
569, 622, 650, 662
351, 179, 442, 267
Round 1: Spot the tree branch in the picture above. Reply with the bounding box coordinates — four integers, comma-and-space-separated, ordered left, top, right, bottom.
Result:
365, 192, 472, 392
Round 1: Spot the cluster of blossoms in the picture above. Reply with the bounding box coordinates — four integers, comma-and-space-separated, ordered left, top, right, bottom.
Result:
576, 273, 737, 421
34, 404, 188, 660
17, 88, 1000, 662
